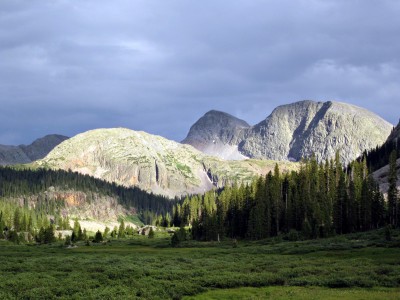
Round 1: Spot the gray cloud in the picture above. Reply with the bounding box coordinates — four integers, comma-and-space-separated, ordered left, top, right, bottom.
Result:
0, 0, 399, 145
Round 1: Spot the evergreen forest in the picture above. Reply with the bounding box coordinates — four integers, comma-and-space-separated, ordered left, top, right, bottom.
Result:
0, 166, 176, 242
172, 146, 400, 242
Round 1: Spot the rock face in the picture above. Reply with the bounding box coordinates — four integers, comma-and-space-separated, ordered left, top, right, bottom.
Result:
37, 128, 297, 197
387, 120, 400, 144
183, 100, 392, 165
372, 120, 400, 196
182, 110, 250, 160
0, 134, 69, 165
372, 158, 400, 197
9, 188, 137, 232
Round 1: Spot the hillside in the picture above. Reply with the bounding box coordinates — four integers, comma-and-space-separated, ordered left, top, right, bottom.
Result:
369, 120, 400, 195
372, 158, 400, 196
0, 166, 173, 231
36, 128, 297, 197
387, 120, 400, 144
183, 100, 392, 164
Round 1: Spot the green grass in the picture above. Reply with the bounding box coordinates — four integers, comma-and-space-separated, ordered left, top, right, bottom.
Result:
119, 214, 144, 227
184, 286, 400, 300
0, 229, 399, 299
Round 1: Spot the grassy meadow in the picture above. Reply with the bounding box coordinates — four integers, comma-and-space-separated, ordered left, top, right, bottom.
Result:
0, 229, 399, 299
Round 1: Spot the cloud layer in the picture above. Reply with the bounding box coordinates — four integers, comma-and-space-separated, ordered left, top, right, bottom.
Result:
1, 0, 399, 144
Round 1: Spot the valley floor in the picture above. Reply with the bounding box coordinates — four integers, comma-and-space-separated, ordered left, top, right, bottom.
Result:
0, 229, 399, 299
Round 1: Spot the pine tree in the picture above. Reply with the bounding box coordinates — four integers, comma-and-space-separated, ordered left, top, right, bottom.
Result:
73, 218, 81, 239
334, 171, 347, 234
118, 220, 125, 238
271, 164, 281, 236
44, 226, 56, 244
93, 230, 103, 243
247, 176, 269, 239
388, 150, 399, 227
148, 227, 155, 239
103, 226, 110, 238
13, 208, 21, 232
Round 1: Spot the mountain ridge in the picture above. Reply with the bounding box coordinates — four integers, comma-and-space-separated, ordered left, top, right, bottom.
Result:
0, 134, 69, 166
183, 100, 392, 164
36, 128, 297, 197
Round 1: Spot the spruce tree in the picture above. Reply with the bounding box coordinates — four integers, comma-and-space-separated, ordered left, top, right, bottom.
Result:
103, 226, 110, 238
148, 227, 155, 239
271, 164, 281, 236
388, 150, 398, 227
118, 220, 125, 238
93, 230, 103, 243
13, 208, 21, 232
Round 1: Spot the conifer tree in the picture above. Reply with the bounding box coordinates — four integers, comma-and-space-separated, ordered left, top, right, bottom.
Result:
13, 208, 21, 232
271, 164, 281, 235
148, 227, 155, 239
93, 230, 103, 243
334, 170, 347, 234
118, 220, 125, 238
103, 226, 110, 238
388, 150, 399, 227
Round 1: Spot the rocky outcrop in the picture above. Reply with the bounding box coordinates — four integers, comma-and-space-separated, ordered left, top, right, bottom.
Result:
387, 120, 400, 144
0, 134, 68, 165
183, 100, 393, 165
182, 110, 250, 160
37, 128, 297, 197
371, 120, 400, 196
372, 158, 400, 197
8, 187, 137, 231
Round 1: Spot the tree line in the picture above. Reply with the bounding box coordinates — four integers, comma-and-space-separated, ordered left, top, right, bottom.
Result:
171, 150, 399, 241
0, 166, 177, 241
359, 123, 400, 173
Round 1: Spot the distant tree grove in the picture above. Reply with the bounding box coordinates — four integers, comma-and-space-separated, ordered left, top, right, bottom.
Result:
171, 150, 399, 241
0, 167, 176, 243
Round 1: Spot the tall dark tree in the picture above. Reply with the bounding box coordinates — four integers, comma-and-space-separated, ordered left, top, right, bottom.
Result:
388, 150, 399, 227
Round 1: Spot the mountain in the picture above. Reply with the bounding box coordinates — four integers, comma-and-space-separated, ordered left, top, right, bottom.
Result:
372, 158, 400, 196
183, 100, 393, 165
182, 110, 250, 160
387, 120, 400, 144
0, 166, 172, 233
0, 134, 69, 166
241, 100, 392, 164
36, 128, 297, 197
371, 120, 400, 196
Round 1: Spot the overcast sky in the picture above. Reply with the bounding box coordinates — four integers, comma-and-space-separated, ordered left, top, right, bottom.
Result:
1, 0, 399, 145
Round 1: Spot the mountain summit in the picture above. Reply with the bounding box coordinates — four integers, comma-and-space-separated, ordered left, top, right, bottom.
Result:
37, 128, 296, 197
183, 100, 392, 164
0, 134, 69, 165
182, 110, 250, 160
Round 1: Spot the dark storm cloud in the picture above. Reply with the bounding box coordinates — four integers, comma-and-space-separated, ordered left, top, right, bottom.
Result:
0, 0, 399, 145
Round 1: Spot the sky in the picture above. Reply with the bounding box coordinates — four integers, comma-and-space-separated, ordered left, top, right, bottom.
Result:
1, 0, 399, 145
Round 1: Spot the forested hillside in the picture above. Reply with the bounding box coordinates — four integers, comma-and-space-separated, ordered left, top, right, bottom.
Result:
359, 122, 400, 172
0, 167, 175, 239
172, 152, 398, 241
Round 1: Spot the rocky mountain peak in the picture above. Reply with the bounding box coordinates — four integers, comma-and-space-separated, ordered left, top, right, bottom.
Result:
21, 134, 69, 161
184, 110, 250, 139
183, 100, 393, 165
182, 110, 250, 160
0, 134, 69, 166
